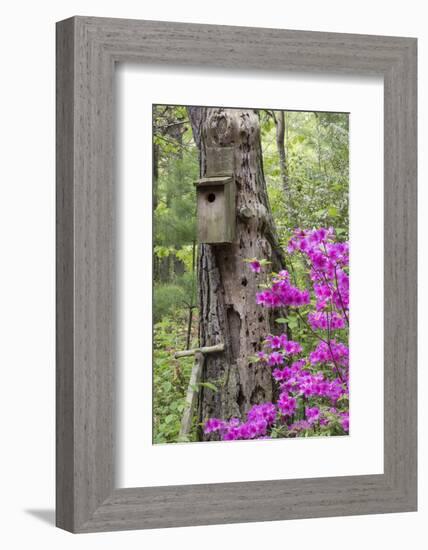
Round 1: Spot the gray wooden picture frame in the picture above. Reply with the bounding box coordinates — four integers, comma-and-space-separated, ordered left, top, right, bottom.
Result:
56, 16, 417, 533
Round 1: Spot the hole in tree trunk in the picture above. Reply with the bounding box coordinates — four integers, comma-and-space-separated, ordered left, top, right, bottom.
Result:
227, 306, 241, 363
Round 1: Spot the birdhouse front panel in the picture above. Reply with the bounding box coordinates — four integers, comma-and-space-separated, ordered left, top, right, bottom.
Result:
196, 176, 235, 244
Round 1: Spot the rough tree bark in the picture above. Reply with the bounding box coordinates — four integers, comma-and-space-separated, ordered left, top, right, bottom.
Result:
188, 107, 286, 439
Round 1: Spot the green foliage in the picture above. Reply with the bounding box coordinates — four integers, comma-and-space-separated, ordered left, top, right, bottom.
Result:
154, 272, 197, 323
152, 106, 200, 444
260, 110, 349, 241
153, 283, 186, 323
176, 245, 195, 273
153, 105, 198, 323
275, 316, 299, 330
153, 314, 198, 444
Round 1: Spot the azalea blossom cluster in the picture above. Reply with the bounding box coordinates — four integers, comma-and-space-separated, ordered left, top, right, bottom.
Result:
204, 228, 349, 441
288, 227, 349, 317
309, 340, 349, 371
256, 270, 311, 308
204, 403, 277, 440
308, 311, 344, 330
256, 334, 303, 366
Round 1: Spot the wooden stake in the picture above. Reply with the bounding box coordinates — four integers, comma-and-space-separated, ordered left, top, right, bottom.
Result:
176, 343, 225, 439
174, 343, 224, 359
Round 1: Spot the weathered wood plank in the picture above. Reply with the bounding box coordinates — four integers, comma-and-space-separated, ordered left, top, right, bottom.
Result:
179, 351, 204, 438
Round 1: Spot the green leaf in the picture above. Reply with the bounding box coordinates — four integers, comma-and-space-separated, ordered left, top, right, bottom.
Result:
259, 259, 271, 266
314, 209, 326, 218
162, 381, 173, 392
288, 317, 299, 329
199, 382, 218, 393
274, 315, 299, 329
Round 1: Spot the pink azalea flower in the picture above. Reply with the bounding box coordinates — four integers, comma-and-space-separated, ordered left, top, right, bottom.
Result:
268, 351, 284, 366
249, 260, 261, 273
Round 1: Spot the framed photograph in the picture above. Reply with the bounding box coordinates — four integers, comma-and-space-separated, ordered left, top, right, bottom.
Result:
56, 16, 417, 533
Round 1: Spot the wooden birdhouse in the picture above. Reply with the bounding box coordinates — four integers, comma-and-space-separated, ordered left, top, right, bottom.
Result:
195, 147, 236, 244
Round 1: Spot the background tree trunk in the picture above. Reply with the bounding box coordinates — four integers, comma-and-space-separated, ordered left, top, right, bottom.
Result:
189, 107, 285, 439
275, 110, 288, 193
274, 110, 295, 227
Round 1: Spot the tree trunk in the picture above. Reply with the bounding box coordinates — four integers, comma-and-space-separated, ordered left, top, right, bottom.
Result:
274, 110, 295, 228
275, 110, 288, 193
188, 107, 285, 439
